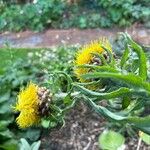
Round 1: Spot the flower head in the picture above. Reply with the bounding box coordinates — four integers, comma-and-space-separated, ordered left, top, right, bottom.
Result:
14, 82, 40, 128
74, 38, 112, 82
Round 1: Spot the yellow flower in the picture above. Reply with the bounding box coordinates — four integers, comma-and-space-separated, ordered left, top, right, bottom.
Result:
14, 82, 40, 128
74, 38, 112, 82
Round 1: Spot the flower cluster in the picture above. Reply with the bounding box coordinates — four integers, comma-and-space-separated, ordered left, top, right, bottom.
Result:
14, 38, 112, 128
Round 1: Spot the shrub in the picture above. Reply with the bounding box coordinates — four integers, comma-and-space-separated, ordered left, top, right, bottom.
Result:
98, 0, 150, 26
0, 0, 150, 31
0, 0, 66, 31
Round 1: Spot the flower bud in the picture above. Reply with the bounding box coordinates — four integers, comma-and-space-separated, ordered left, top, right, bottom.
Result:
37, 87, 52, 117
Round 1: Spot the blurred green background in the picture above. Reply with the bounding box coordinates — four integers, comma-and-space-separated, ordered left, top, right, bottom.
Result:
0, 0, 150, 31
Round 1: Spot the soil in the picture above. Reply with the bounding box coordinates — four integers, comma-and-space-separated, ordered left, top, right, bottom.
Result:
0, 27, 150, 48
40, 102, 150, 150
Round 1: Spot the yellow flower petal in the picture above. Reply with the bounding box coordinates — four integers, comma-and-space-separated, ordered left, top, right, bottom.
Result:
74, 38, 112, 82
14, 82, 40, 128
16, 110, 40, 128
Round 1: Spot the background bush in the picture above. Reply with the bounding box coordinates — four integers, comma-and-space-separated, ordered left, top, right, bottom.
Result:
97, 0, 150, 27
0, 0, 150, 31
0, 0, 66, 31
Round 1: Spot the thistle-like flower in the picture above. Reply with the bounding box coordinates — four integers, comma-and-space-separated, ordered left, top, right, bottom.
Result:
14, 82, 51, 128
74, 38, 112, 82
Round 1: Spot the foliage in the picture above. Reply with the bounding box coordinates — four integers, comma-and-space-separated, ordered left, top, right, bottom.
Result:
0, 0, 150, 31
97, 0, 150, 27
0, 46, 75, 149
72, 33, 150, 135
19, 138, 41, 150
0, 0, 66, 31
99, 130, 125, 150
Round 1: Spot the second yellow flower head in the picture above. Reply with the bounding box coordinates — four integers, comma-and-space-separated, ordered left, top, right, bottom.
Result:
74, 38, 112, 82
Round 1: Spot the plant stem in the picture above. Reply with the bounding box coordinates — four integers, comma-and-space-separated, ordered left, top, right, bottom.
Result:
136, 138, 142, 150
55, 92, 80, 99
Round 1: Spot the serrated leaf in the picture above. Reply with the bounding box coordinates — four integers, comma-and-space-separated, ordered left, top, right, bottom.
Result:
75, 84, 133, 100
99, 130, 125, 150
84, 97, 150, 132
82, 72, 150, 92
84, 97, 126, 121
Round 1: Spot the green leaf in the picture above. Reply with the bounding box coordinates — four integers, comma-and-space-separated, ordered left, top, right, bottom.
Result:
0, 101, 12, 114
101, 46, 115, 66
63, 94, 72, 106
75, 84, 133, 100
84, 97, 126, 121
83, 97, 150, 132
140, 131, 150, 145
25, 128, 41, 141
0, 130, 13, 142
0, 121, 10, 131
127, 115, 150, 128
55, 71, 73, 92
31, 141, 41, 150
120, 44, 130, 69
20, 138, 30, 150
41, 119, 50, 128
0, 93, 10, 103
122, 96, 131, 109
131, 59, 139, 73
82, 72, 150, 92
0, 139, 18, 150
123, 33, 147, 80
99, 130, 125, 150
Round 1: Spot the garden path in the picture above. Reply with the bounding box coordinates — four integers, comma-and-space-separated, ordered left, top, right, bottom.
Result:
0, 27, 150, 48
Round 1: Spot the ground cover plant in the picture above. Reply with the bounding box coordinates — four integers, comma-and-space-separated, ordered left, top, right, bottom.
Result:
0, 0, 150, 31
8, 33, 150, 150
